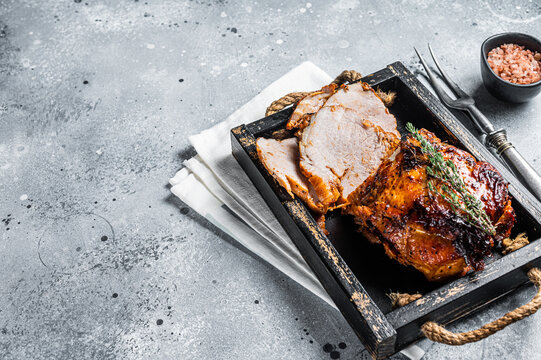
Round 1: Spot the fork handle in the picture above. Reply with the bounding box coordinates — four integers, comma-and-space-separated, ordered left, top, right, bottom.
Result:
486, 129, 541, 201
466, 105, 495, 134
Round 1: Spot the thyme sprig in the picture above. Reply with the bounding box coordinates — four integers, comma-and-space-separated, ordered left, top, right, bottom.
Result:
406, 123, 496, 235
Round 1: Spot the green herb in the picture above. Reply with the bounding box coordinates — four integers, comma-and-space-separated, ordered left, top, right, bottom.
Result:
405, 122, 496, 235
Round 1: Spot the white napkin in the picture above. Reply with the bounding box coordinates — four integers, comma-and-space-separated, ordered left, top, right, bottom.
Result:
171, 62, 335, 306
169, 62, 424, 360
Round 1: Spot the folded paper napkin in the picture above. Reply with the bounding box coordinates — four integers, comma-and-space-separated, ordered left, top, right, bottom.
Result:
169, 62, 424, 360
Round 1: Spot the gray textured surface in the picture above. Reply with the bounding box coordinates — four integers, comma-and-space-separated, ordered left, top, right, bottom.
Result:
1, 0, 540, 359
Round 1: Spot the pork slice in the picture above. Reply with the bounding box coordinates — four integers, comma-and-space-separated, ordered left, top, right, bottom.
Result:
256, 137, 326, 213
299, 83, 400, 208
323, 82, 399, 136
286, 84, 337, 131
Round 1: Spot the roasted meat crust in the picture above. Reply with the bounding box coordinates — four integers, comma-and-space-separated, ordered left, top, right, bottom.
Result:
346, 129, 516, 281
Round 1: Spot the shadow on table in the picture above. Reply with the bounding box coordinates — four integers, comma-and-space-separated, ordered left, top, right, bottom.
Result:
470, 83, 530, 117
175, 146, 198, 163
416, 71, 531, 135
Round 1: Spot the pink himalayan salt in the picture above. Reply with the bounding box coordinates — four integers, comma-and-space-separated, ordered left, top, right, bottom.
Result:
487, 43, 541, 85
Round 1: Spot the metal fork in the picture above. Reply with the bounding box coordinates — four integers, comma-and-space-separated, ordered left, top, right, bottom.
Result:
414, 44, 541, 202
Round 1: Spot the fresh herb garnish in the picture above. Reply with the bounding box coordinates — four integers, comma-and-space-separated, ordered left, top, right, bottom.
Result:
406, 122, 496, 235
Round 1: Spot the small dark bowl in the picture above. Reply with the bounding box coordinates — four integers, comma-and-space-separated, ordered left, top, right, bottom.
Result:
481, 32, 541, 103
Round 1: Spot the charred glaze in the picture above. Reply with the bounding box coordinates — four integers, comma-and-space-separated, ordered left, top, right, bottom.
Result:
346, 129, 516, 281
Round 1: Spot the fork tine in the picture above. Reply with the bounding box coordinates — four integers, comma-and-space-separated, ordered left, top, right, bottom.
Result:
427, 43, 469, 98
414, 47, 455, 106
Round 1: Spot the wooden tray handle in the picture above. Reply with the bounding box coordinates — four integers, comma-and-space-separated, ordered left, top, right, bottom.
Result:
422, 267, 541, 345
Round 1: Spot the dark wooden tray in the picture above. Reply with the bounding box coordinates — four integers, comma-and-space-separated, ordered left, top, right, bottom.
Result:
230, 62, 541, 359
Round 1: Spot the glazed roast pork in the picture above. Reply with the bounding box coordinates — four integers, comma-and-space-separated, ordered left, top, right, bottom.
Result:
346, 129, 516, 281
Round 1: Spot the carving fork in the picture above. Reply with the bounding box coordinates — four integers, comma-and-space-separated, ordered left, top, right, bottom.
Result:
414, 44, 541, 201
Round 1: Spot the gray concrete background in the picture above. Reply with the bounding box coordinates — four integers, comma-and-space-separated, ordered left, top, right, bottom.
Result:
1, 0, 540, 359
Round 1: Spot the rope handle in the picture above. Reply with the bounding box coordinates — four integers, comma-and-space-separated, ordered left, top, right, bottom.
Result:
422, 267, 541, 345
265, 91, 311, 117
265, 70, 363, 116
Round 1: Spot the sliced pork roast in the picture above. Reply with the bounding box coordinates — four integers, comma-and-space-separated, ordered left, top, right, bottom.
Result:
286, 83, 397, 133
298, 82, 400, 209
257, 82, 399, 214
256, 137, 327, 213
320, 82, 399, 136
